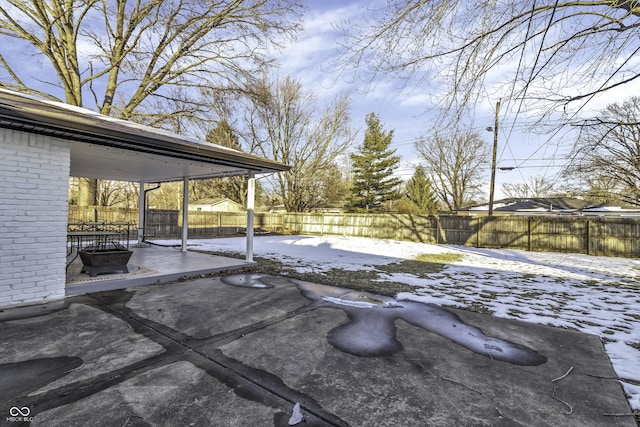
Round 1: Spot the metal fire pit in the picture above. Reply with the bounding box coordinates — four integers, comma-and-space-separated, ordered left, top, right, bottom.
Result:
78, 243, 133, 277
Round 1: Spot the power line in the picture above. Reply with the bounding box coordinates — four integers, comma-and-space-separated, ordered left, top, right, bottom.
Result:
387, 123, 537, 148
499, 164, 565, 169
510, 44, 640, 173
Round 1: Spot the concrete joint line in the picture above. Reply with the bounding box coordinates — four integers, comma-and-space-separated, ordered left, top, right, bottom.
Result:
89, 295, 348, 426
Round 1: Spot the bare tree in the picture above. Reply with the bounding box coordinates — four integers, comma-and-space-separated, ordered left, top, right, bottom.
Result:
317, 163, 351, 210
417, 131, 489, 211
147, 182, 175, 210
0, 0, 303, 204
502, 175, 556, 199
98, 180, 139, 207
339, 1, 640, 126
244, 75, 354, 212
564, 96, 640, 205
569, 175, 623, 203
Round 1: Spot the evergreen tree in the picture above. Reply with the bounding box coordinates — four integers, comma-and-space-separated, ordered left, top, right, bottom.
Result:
207, 119, 242, 151
403, 165, 440, 215
349, 113, 402, 211
188, 120, 260, 207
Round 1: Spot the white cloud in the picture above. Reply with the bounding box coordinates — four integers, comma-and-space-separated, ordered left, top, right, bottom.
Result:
399, 93, 431, 108
277, 1, 640, 197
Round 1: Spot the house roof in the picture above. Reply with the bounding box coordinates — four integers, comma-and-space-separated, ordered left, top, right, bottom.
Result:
465, 197, 640, 217
191, 197, 242, 206
0, 89, 289, 182
468, 197, 596, 212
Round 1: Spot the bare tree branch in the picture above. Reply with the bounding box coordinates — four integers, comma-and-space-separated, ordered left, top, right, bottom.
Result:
243, 75, 354, 212
0, 0, 304, 119
417, 131, 489, 211
0, 0, 304, 205
338, 0, 640, 128
502, 176, 556, 198
564, 96, 640, 204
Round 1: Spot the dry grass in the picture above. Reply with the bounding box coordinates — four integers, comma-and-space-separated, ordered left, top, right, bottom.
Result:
199, 249, 462, 297
377, 253, 463, 277
413, 253, 464, 264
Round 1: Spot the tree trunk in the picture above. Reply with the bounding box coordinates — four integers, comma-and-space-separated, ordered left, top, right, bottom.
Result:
78, 177, 98, 206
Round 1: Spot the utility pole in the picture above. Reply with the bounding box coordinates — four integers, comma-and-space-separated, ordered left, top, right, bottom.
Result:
488, 99, 500, 216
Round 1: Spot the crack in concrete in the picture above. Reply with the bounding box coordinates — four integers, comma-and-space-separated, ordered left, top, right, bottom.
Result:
3, 289, 347, 426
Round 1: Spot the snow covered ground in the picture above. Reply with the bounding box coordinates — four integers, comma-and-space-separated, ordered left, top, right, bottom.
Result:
168, 235, 640, 411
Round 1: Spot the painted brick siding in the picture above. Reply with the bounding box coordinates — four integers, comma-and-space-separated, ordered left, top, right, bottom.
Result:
0, 128, 71, 308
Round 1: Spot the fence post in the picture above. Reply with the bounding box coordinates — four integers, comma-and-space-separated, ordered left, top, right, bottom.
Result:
342, 214, 347, 237
586, 220, 591, 255
67, 208, 640, 257
430, 216, 437, 243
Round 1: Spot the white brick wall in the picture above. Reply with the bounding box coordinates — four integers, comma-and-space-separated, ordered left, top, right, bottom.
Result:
0, 128, 70, 308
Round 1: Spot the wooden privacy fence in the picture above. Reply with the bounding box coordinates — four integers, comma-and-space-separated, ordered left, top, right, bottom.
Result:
68, 206, 138, 223
68, 207, 640, 258
279, 213, 640, 257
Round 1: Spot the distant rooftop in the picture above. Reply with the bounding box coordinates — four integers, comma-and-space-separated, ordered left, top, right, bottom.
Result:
467, 197, 595, 212
466, 197, 640, 216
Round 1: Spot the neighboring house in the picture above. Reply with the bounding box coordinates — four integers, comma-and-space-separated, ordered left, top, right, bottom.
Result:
0, 89, 289, 309
189, 198, 245, 212
462, 197, 640, 217
265, 204, 345, 214
463, 197, 593, 216
580, 204, 640, 218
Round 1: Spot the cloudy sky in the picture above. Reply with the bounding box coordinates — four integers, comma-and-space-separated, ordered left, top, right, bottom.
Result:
280, 1, 640, 198
280, 1, 436, 181
273, 1, 556, 194
4, 0, 639, 199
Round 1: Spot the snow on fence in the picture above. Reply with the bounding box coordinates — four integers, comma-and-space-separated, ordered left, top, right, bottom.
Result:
68, 208, 640, 257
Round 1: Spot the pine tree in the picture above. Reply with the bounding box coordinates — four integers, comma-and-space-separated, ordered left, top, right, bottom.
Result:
195, 120, 257, 206
206, 119, 242, 151
404, 165, 440, 214
349, 113, 402, 211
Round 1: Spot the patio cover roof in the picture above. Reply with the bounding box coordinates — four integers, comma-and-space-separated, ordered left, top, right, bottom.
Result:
0, 89, 289, 182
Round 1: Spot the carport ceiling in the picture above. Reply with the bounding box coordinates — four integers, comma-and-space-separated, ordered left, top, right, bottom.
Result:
70, 141, 248, 183
0, 89, 289, 183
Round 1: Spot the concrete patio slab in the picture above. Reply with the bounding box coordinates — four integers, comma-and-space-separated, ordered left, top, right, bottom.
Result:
0, 274, 634, 426
65, 245, 254, 296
